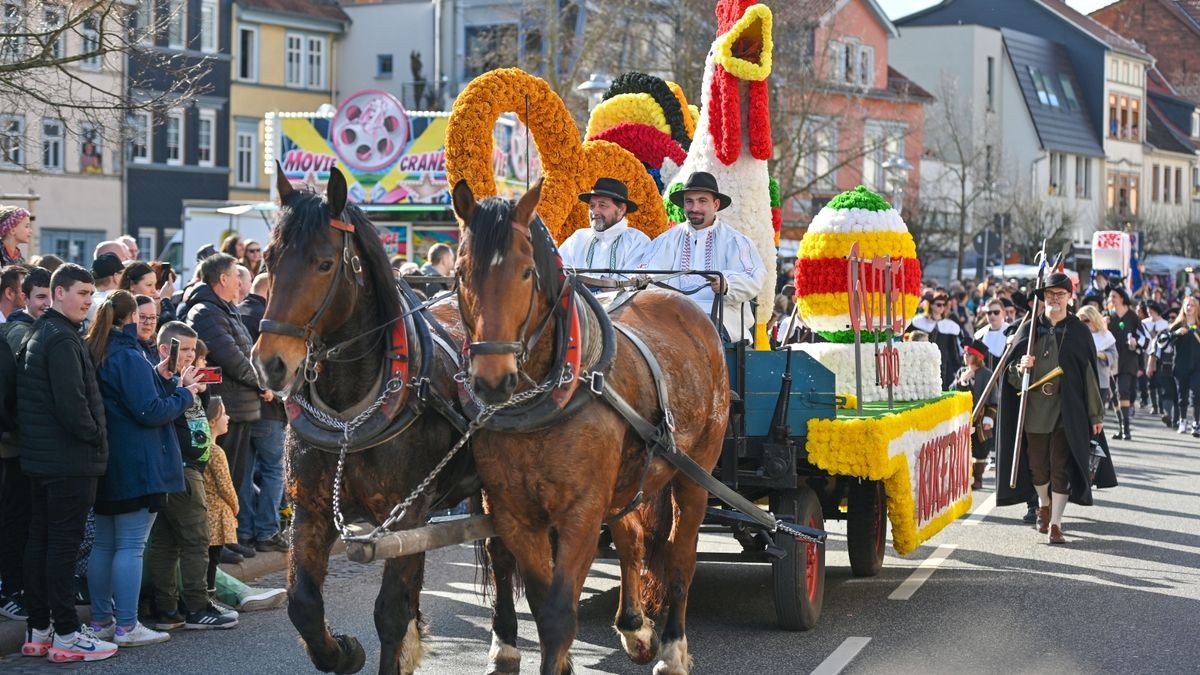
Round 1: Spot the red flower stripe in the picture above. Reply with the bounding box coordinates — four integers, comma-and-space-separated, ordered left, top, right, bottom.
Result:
589, 123, 687, 169
749, 79, 772, 160
795, 256, 923, 296
712, 66, 741, 166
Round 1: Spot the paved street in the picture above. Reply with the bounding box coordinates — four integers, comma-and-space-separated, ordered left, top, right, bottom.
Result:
1, 409, 1197, 674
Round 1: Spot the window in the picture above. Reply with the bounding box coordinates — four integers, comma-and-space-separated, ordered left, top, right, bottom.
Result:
199, 0, 217, 53
197, 109, 215, 167
1029, 67, 1049, 106
1048, 153, 1067, 195
80, 122, 103, 174
986, 57, 994, 111
285, 34, 303, 86
44, 5, 64, 59
41, 119, 63, 171
800, 118, 838, 192
1192, 111, 1199, 139
165, 110, 183, 165
1193, 166, 1200, 196
1059, 74, 1080, 111
131, 0, 153, 43
862, 122, 905, 192
234, 122, 257, 187
306, 36, 326, 89
857, 46, 873, 88
377, 54, 393, 79
1152, 164, 1160, 202
0, 114, 23, 166
129, 111, 150, 163
237, 26, 258, 81
1, 0, 22, 63
1107, 172, 1139, 218
1108, 94, 1141, 140
81, 14, 101, 70
1175, 167, 1183, 205
827, 41, 847, 83
167, 0, 185, 49
1074, 157, 1091, 199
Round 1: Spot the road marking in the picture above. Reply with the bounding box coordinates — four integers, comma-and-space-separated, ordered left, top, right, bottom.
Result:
810, 637, 871, 675
962, 493, 996, 526
888, 544, 957, 601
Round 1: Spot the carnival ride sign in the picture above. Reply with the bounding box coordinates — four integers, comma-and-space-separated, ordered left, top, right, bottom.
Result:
276, 89, 541, 205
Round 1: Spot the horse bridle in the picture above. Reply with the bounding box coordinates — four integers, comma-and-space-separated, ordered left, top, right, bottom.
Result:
259, 213, 364, 382
458, 220, 566, 378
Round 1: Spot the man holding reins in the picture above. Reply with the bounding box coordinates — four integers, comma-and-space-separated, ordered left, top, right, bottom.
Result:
558, 178, 651, 278
997, 272, 1113, 544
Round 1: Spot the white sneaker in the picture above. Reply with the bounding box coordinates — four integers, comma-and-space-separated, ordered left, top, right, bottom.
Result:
238, 587, 287, 612
21, 626, 52, 657
1178, 420, 1188, 433
89, 620, 116, 640
115, 621, 171, 647
47, 626, 118, 663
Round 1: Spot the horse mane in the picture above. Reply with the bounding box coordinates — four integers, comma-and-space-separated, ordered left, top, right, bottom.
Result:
465, 196, 561, 305
266, 188, 401, 327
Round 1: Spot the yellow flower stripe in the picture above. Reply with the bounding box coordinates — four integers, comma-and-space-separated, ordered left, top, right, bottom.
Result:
799, 231, 918, 259
714, 4, 774, 81
806, 393, 973, 555
665, 81, 695, 139
798, 291, 921, 320
585, 94, 672, 140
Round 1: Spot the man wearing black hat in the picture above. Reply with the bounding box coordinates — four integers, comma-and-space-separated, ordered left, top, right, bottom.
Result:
996, 272, 1113, 544
639, 172, 767, 341
955, 338, 998, 490
559, 177, 650, 278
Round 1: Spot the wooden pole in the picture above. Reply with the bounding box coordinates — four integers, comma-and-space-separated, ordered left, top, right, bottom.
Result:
345, 515, 497, 564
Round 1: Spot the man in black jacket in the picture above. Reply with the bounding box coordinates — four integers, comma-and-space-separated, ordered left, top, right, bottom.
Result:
18, 264, 117, 660
182, 254, 270, 545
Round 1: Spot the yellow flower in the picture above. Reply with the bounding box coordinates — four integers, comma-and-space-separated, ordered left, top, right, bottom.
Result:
585, 94, 672, 140
714, 3, 774, 81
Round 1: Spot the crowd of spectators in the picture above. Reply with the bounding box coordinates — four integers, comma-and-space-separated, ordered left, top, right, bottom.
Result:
0, 206, 288, 663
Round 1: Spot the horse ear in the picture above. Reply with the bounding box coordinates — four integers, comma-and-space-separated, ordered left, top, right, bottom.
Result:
452, 180, 476, 225
513, 177, 544, 228
327, 166, 349, 217
274, 160, 294, 204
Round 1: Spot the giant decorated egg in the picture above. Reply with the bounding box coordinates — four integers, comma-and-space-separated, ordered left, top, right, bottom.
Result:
795, 186, 921, 343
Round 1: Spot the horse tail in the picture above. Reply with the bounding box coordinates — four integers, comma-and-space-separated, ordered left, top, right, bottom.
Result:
638, 482, 676, 616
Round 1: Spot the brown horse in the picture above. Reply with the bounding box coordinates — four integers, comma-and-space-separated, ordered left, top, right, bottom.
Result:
254, 169, 474, 675
451, 179, 730, 675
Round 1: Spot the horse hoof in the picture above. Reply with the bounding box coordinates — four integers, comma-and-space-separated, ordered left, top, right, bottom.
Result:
487, 634, 520, 674
333, 634, 367, 674
617, 622, 660, 665
486, 661, 520, 675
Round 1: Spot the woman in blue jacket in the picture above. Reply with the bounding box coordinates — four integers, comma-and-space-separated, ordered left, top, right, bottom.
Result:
83, 290, 201, 647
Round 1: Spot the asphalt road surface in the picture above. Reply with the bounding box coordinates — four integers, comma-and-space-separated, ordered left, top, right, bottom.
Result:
2, 410, 1197, 674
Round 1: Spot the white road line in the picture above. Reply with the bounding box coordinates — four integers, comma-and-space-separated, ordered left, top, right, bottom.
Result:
810, 637, 871, 675
888, 544, 957, 601
962, 492, 996, 526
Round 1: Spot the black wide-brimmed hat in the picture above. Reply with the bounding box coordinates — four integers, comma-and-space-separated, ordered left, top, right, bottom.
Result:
1033, 272, 1074, 300
669, 171, 732, 211
578, 177, 638, 213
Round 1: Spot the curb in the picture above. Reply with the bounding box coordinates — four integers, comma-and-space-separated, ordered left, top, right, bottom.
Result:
0, 543, 344, 657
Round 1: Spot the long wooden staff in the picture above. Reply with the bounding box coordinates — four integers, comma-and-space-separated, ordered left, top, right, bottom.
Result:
970, 316, 1031, 425
1009, 243, 1050, 489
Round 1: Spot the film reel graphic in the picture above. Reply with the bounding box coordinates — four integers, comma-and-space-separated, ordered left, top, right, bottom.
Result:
332, 90, 410, 173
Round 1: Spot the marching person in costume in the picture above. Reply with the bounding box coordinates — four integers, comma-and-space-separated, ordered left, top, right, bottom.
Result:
909, 292, 962, 389
955, 338, 998, 490
996, 273, 1116, 544
558, 178, 651, 278
639, 172, 767, 342
974, 298, 1010, 369
1107, 286, 1144, 440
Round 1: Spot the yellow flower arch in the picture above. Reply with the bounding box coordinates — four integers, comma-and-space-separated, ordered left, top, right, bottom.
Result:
445, 68, 668, 242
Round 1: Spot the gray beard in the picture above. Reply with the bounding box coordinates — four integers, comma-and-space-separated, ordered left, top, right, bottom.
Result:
591, 218, 613, 232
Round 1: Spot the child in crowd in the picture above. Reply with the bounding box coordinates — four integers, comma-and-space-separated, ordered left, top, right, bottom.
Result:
202, 395, 241, 629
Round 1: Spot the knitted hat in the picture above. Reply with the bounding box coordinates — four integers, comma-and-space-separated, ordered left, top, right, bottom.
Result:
0, 206, 30, 240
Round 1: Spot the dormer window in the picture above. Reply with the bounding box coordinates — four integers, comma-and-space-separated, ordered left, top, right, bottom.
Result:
1192, 111, 1199, 139
828, 39, 873, 88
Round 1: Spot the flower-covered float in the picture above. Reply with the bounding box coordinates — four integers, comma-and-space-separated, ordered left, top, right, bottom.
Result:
796, 186, 973, 555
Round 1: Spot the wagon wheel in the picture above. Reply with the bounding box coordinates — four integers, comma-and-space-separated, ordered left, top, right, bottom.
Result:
771, 487, 824, 631
846, 479, 887, 577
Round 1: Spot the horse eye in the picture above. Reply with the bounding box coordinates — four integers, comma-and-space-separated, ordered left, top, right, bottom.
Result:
522, 267, 534, 280
318, 260, 334, 273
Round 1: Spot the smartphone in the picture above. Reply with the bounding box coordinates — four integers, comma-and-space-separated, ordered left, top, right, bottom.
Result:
158, 263, 173, 289
168, 338, 180, 373
195, 366, 222, 385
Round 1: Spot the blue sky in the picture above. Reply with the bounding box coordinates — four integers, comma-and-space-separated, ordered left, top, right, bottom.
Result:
877, 0, 1116, 21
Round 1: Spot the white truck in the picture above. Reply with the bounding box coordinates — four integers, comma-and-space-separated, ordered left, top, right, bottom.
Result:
158, 200, 276, 284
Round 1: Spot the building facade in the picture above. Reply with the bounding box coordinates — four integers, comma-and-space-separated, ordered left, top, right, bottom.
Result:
337, 0, 436, 111
230, 0, 347, 203
125, 0, 233, 259
1091, 0, 1200, 101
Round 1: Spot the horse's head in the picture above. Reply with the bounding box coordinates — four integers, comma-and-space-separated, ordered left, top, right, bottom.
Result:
255, 164, 394, 391
452, 178, 559, 405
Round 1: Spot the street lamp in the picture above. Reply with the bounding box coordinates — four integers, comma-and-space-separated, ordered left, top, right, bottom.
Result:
575, 71, 612, 112
882, 156, 913, 209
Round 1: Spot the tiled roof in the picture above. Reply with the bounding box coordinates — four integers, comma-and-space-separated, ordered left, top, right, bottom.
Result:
886, 66, 934, 100
1037, 0, 1150, 58
1175, 0, 1200, 30
1145, 98, 1197, 154
239, 0, 350, 24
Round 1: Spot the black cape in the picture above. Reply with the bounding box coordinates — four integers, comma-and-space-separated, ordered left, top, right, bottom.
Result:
995, 313, 1118, 507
